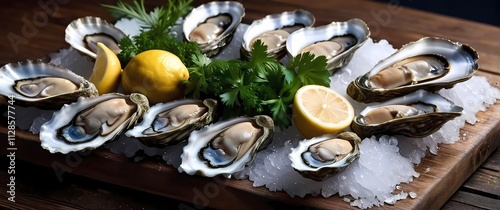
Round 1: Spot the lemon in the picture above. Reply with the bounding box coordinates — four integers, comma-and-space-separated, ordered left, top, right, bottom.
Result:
292, 85, 354, 139
89, 42, 122, 94
121, 50, 189, 104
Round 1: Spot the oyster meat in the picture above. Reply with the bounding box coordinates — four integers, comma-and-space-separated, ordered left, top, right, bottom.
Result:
125, 98, 217, 147
241, 9, 315, 59
65, 16, 126, 58
183, 1, 245, 57
351, 90, 463, 138
0, 60, 98, 109
289, 132, 361, 181
347, 37, 479, 103
286, 19, 370, 72
180, 115, 274, 178
40, 93, 149, 154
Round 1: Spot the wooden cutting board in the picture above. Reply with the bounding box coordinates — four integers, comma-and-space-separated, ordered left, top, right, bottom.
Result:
1, 0, 499, 209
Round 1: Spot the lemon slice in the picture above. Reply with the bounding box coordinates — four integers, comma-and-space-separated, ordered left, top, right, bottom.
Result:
292, 85, 355, 138
89, 42, 121, 94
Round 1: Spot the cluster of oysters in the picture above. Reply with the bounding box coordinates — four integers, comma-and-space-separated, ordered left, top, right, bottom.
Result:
0, 1, 479, 180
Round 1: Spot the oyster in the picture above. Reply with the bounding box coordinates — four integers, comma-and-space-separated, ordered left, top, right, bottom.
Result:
286, 18, 370, 72
351, 90, 463, 138
40, 93, 149, 154
289, 132, 361, 181
125, 98, 217, 147
179, 115, 274, 178
0, 60, 98, 109
240, 9, 315, 59
65, 16, 126, 58
183, 1, 245, 57
347, 37, 479, 103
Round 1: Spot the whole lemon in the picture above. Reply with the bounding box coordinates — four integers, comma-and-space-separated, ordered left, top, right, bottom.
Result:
122, 50, 189, 104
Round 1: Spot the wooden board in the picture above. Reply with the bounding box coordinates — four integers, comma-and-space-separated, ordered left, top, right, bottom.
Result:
1, 0, 500, 209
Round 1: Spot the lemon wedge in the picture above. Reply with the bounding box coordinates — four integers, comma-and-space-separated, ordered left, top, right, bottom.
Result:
292, 85, 354, 139
89, 42, 122, 94
121, 50, 189, 104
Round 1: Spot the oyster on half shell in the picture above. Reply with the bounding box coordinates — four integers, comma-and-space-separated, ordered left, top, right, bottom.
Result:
65, 16, 126, 58
179, 115, 274, 178
347, 37, 479, 103
351, 90, 463, 138
40, 93, 149, 154
183, 1, 245, 57
290, 132, 361, 181
240, 9, 315, 59
0, 60, 98, 109
286, 18, 370, 72
125, 98, 217, 147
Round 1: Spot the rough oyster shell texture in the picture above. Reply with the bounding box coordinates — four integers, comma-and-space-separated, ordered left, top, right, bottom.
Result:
289, 132, 361, 181
351, 90, 463, 138
65, 16, 126, 59
183, 1, 245, 57
40, 93, 149, 154
0, 60, 98, 109
125, 98, 218, 147
286, 18, 370, 72
240, 9, 315, 59
180, 115, 274, 178
347, 37, 479, 103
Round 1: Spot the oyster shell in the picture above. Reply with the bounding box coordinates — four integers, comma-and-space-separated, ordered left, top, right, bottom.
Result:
347, 37, 479, 103
180, 115, 274, 178
351, 90, 463, 138
289, 132, 361, 181
65, 16, 126, 58
286, 18, 370, 72
0, 60, 98, 109
40, 93, 149, 154
125, 98, 217, 147
183, 1, 245, 57
240, 9, 315, 59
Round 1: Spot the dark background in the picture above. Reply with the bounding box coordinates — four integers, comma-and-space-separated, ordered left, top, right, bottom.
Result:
376, 0, 500, 26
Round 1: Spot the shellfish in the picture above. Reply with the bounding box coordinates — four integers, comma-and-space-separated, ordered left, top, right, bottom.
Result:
179, 115, 274, 178
125, 98, 217, 147
240, 9, 315, 59
183, 1, 245, 57
289, 132, 361, 181
65, 16, 126, 58
40, 93, 149, 154
347, 37, 479, 103
0, 60, 98, 109
286, 18, 370, 72
350, 90, 463, 138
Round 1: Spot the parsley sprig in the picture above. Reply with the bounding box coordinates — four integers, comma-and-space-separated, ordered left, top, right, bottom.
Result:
185, 41, 330, 129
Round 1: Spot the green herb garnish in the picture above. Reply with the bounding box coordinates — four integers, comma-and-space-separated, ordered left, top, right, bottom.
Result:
185, 41, 330, 129
103, 0, 196, 65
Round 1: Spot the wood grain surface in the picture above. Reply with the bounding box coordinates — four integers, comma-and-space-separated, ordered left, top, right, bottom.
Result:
0, 0, 499, 209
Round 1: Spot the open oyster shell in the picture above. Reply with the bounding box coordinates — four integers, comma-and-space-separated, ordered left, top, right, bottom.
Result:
40, 93, 149, 154
125, 98, 217, 147
0, 60, 98, 109
183, 1, 245, 57
65, 16, 126, 59
290, 132, 361, 182
286, 18, 370, 72
179, 115, 274, 178
240, 9, 315, 59
347, 37, 479, 103
351, 90, 463, 138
